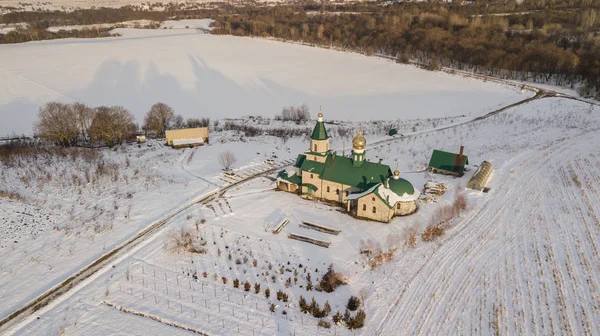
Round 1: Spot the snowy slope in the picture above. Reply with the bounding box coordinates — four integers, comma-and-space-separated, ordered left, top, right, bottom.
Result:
7, 97, 600, 336
0, 28, 528, 136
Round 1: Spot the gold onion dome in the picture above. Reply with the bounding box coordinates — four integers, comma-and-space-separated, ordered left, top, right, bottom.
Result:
318, 112, 323, 119
393, 169, 400, 179
352, 130, 366, 150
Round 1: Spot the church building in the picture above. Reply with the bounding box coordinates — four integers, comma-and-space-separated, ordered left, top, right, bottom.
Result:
277, 112, 420, 223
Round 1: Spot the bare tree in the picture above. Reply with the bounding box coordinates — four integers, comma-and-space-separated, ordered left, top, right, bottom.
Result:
172, 115, 185, 129
187, 117, 210, 128
89, 106, 136, 147
72, 102, 95, 143
277, 104, 311, 123
34, 102, 79, 146
143, 102, 174, 136
219, 151, 237, 170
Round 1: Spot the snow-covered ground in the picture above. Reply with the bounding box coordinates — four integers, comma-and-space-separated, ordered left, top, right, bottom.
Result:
0, 27, 528, 136
3, 96, 599, 335
45, 20, 159, 32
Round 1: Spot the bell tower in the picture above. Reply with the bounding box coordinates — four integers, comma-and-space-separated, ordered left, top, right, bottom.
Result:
309, 108, 329, 155
352, 130, 366, 167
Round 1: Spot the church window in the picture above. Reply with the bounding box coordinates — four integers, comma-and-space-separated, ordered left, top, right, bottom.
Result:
336, 189, 340, 195
327, 186, 330, 193
373, 207, 377, 214
345, 191, 349, 196
372, 197, 375, 202
362, 204, 366, 211
310, 174, 313, 178
314, 144, 317, 152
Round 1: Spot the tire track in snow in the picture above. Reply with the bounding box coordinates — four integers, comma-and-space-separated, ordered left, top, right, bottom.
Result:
0, 65, 85, 104
374, 132, 599, 335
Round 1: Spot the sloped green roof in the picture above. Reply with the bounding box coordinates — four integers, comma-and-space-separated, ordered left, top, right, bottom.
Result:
277, 170, 302, 185
320, 154, 391, 190
300, 159, 325, 175
294, 154, 307, 168
428, 150, 469, 174
388, 178, 415, 196
310, 121, 329, 140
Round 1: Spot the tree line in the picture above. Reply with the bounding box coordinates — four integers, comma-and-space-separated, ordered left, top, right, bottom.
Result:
34, 101, 210, 147
209, 1, 600, 98
3, 1, 599, 96
0, 27, 116, 44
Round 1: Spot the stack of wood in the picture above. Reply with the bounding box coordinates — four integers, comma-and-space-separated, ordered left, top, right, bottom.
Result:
423, 181, 447, 196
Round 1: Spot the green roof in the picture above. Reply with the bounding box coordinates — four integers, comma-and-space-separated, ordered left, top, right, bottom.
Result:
300, 159, 325, 175
310, 121, 329, 140
294, 154, 307, 168
320, 154, 391, 190
388, 177, 415, 196
428, 150, 469, 174
277, 170, 301, 185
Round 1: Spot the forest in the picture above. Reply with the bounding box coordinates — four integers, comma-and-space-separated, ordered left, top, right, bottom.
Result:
1, 0, 599, 97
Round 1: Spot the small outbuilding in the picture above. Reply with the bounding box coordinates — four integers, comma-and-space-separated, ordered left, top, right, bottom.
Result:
467, 161, 493, 191
165, 127, 209, 148
428, 146, 469, 177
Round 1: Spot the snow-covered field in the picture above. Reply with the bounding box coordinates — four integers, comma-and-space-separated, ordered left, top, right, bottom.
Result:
3, 96, 599, 335
2, 25, 599, 336
0, 26, 528, 136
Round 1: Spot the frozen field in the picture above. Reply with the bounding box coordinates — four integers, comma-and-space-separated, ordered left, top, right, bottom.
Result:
3, 97, 599, 335
0, 27, 529, 136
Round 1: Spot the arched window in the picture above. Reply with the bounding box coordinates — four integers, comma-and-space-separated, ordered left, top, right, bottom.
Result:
372, 197, 375, 202
345, 191, 349, 196
362, 204, 366, 211
314, 144, 317, 152
327, 186, 330, 193
373, 207, 377, 214
336, 189, 340, 195
310, 174, 313, 178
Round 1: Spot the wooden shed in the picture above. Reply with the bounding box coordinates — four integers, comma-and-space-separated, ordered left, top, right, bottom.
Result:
427, 146, 469, 177
165, 127, 209, 148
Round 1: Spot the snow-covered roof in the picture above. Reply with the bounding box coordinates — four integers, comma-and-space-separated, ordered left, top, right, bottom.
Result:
377, 183, 420, 204
346, 182, 420, 205
345, 183, 380, 200
172, 137, 204, 146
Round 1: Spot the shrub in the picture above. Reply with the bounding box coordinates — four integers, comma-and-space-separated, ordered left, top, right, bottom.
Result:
265, 288, 271, 298
422, 225, 445, 242
343, 309, 351, 323
254, 283, 260, 294
269, 303, 275, 313
347, 310, 366, 329
319, 264, 344, 293
222, 277, 228, 284
244, 281, 251, 291
276, 290, 288, 302
332, 311, 343, 324
347, 296, 361, 311
317, 320, 331, 329
233, 278, 240, 288
299, 296, 309, 313
322, 301, 332, 316
165, 227, 207, 254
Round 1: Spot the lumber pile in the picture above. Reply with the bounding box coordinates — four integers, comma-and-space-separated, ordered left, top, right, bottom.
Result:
299, 221, 341, 235
272, 218, 289, 234
287, 233, 331, 248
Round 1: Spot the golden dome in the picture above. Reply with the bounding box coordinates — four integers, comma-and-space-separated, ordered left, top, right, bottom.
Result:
318, 112, 323, 119
352, 130, 366, 150
393, 169, 400, 179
